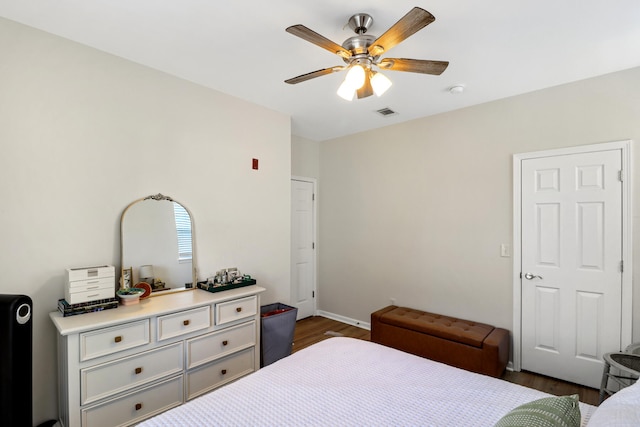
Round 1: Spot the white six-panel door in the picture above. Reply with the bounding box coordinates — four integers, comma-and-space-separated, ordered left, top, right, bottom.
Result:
291, 178, 316, 319
520, 149, 623, 388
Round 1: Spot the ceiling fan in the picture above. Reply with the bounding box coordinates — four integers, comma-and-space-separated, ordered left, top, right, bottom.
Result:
284, 7, 449, 101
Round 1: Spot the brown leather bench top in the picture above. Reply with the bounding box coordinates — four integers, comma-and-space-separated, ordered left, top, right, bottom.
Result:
376, 306, 495, 348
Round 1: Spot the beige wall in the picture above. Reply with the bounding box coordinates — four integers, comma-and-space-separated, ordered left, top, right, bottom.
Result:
291, 134, 320, 179
0, 18, 291, 424
317, 67, 640, 342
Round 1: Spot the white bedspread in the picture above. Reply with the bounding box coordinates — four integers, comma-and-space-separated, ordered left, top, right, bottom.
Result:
140, 337, 595, 426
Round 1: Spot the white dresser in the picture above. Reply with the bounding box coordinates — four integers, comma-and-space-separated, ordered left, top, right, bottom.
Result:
50, 286, 265, 427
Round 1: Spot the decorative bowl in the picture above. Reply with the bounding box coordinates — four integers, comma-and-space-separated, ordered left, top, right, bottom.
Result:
117, 288, 144, 305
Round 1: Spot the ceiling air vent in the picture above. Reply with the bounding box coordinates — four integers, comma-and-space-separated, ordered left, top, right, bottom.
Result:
375, 107, 397, 117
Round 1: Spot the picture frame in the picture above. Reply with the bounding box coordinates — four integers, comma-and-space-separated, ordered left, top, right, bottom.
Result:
122, 267, 133, 289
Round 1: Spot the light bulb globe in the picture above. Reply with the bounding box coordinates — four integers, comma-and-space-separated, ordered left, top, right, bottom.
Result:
337, 80, 356, 101
345, 65, 366, 89
371, 72, 392, 97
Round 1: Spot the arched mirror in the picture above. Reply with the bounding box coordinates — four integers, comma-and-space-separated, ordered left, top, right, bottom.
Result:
120, 193, 196, 294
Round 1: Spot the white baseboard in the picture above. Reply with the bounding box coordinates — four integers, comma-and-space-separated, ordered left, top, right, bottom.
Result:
315, 310, 371, 331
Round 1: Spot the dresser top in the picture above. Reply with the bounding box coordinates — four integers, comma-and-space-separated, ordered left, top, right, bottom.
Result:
50, 286, 266, 335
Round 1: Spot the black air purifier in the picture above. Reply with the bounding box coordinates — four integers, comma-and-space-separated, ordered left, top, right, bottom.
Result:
0, 294, 33, 427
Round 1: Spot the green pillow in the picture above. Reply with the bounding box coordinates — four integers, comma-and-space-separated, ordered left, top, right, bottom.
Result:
494, 394, 581, 427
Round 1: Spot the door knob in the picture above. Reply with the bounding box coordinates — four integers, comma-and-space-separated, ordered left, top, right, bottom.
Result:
523, 273, 543, 280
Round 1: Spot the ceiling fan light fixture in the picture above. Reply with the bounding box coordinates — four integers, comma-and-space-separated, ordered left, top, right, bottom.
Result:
371, 71, 392, 96
337, 64, 366, 101
285, 8, 449, 102
337, 80, 356, 101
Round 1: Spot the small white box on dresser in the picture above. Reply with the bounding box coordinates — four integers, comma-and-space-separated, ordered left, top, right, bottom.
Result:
65, 265, 115, 305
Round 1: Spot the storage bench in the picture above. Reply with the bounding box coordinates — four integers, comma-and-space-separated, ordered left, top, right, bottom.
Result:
371, 305, 509, 377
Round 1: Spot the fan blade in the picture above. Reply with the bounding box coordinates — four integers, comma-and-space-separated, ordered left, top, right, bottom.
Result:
378, 58, 449, 75
356, 74, 374, 99
368, 7, 435, 56
286, 25, 352, 59
285, 67, 345, 84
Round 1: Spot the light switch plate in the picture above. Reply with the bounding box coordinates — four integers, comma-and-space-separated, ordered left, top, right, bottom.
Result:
500, 244, 510, 257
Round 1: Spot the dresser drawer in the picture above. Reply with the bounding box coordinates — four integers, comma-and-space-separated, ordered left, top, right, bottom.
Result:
157, 305, 211, 341
81, 342, 183, 405
186, 347, 254, 400
187, 321, 255, 369
80, 320, 150, 362
215, 296, 257, 325
81, 375, 183, 427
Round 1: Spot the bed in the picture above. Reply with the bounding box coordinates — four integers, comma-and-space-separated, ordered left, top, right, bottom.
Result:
139, 337, 639, 426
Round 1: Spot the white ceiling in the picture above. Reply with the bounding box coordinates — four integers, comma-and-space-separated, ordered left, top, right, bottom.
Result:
1, 0, 640, 141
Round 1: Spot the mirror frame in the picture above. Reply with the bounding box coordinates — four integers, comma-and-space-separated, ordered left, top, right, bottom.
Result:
120, 193, 197, 295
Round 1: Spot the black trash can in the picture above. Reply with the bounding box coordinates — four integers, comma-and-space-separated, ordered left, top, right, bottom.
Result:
260, 303, 298, 367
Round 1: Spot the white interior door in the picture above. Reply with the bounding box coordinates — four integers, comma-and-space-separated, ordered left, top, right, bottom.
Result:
521, 149, 623, 388
291, 178, 316, 320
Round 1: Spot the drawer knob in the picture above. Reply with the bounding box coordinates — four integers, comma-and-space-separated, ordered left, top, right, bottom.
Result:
236, 307, 242, 313
135, 367, 143, 375
221, 369, 227, 375
183, 319, 190, 326
114, 336, 123, 343
135, 403, 142, 411
222, 340, 228, 346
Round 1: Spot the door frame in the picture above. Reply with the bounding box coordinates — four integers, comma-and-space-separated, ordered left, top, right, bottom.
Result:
512, 140, 633, 371
291, 176, 318, 319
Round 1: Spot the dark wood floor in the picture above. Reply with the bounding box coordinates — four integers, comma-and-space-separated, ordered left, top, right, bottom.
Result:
293, 316, 600, 406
